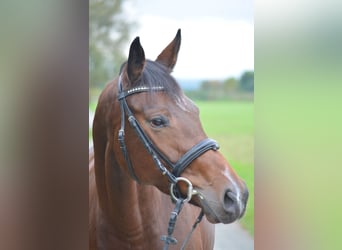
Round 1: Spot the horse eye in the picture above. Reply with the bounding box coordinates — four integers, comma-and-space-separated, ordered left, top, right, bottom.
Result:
150, 116, 168, 128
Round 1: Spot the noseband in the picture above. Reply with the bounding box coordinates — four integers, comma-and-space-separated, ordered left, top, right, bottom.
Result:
116, 75, 219, 249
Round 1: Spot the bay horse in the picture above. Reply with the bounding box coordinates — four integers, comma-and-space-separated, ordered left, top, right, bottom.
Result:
89, 29, 248, 250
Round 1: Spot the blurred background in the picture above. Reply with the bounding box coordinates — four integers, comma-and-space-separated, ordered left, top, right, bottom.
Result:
90, 0, 254, 248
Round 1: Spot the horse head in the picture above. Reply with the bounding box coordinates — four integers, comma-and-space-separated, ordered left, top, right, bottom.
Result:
114, 29, 248, 224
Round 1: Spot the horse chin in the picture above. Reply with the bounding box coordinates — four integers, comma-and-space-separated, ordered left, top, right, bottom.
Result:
205, 212, 221, 224
201, 201, 239, 224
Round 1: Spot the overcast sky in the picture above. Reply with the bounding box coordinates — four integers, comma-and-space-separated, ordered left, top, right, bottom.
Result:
123, 0, 253, 80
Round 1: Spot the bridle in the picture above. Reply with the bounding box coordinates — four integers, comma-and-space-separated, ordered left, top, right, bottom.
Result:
117, 75, 219, 249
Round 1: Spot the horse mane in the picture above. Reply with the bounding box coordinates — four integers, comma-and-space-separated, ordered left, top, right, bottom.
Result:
120, 59, 182, 99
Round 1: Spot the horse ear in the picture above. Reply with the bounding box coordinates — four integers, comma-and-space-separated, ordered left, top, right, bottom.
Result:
156, 29, 181, 70
127, 37, 145, 84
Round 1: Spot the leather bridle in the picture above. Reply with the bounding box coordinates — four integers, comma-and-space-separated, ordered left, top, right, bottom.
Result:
116, 75, 219, 249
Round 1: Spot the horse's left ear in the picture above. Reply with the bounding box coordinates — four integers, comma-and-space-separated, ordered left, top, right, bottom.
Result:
127, 37, 146, 84
156, 29, 181, 70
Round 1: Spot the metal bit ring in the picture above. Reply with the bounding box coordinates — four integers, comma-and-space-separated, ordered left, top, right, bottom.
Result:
170, 177, 194, 203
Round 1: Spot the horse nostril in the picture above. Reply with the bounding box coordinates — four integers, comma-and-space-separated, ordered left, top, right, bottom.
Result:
223, 190, 237, 212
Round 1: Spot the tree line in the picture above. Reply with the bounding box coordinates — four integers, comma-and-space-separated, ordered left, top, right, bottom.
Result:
185, 71, 254, 101
90, 0, 134, 91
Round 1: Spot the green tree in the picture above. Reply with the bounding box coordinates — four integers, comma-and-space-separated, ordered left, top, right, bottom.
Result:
239, 71, 254, 92
200, 80, 223, 100
223, 77, 238, 92
90, 0, 134, 90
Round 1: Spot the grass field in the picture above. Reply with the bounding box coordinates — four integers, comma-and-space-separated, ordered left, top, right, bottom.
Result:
89, 100, 254, 235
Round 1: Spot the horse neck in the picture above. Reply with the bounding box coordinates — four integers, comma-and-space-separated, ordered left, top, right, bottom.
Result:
98, 144, 164, 237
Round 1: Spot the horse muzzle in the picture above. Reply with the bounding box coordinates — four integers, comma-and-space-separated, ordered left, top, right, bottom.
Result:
195, 183, 249, 224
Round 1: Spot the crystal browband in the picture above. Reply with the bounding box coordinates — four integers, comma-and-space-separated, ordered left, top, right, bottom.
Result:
118, 85, 165, 100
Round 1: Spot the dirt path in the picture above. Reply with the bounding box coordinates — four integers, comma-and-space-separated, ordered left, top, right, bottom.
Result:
214, 222, 254, 250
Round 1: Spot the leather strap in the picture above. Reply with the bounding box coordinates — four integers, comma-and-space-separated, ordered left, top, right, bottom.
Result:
172, 138, 219, 177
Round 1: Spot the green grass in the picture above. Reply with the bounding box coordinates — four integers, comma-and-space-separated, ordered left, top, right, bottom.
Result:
89, 102, 97, 112
89, 100, 254, 235
196, 100, 254, 235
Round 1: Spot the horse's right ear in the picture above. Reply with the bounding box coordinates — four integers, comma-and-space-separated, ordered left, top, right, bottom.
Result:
126, 37, 145, 84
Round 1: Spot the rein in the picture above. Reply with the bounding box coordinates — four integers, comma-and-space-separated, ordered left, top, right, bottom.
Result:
116, 75, 219, 249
